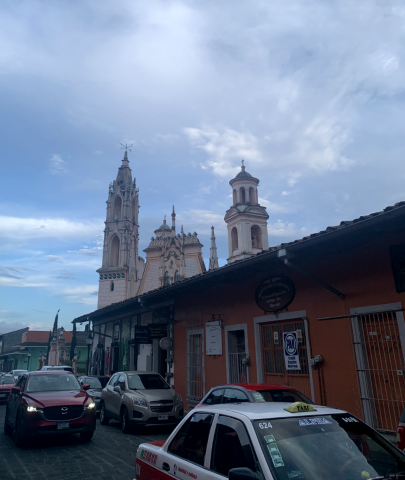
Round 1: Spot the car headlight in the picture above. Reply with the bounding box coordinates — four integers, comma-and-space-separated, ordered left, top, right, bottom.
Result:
132, 397, 147, 407
27, 406, 39, 413
87, 402, 96, 409
174, 394, 183, 406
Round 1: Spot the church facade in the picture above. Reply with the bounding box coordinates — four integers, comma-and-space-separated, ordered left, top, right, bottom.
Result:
97, 149, 245, 309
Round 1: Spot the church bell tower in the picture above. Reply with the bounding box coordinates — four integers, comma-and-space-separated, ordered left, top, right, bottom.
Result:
224, 162, 269, 264
97, 148, 145, 309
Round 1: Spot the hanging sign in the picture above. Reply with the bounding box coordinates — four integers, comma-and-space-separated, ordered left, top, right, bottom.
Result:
149, 324, 167, 339
135, 326, 150, 344
283, 331, 301, 370
206, 321, 222, 355
255, 276, 295, 313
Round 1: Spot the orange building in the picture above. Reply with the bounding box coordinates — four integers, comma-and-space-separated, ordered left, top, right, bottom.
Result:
75, 199, 405, 434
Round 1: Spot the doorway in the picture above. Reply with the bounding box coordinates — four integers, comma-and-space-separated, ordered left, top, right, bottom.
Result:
350, 305, 405, 432
225, 325, 249, 383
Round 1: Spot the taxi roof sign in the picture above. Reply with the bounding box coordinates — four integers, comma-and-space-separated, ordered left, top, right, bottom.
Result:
284, 402, 317, 413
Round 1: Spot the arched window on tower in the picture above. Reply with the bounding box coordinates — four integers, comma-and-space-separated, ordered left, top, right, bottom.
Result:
113, 196, 122, 221
231, 227, 239, 251
174, 270, 180, 283
109, 235, 120, 267
110, 281, 114, 292
249, 187, 255, 204
251, 225, 263, 250
240, 187, 246, 204
233, 189, 237, 205
164, 271, 170, 286
132, 199, 136, 224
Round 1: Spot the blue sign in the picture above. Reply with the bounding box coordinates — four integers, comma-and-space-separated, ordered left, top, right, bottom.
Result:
283, 331, 301, 370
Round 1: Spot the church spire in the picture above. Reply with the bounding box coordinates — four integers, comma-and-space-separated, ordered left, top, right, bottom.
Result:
171, 205, 176, 232
209, 226, 219, 270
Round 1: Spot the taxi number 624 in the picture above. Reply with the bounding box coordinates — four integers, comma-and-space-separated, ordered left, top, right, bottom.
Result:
259, 422, 272, 429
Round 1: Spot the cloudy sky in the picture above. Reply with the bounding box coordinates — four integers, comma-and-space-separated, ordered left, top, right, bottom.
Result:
1, 0, 404, 333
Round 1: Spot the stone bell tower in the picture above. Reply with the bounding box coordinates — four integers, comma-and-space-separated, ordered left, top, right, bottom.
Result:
97, 149, 145, 309
224, 162, 269, 264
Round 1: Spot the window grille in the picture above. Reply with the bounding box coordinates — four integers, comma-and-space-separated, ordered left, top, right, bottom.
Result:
187, 330, 205, 403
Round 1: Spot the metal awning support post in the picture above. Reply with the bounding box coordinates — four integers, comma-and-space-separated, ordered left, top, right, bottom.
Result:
278, 250, 345, 299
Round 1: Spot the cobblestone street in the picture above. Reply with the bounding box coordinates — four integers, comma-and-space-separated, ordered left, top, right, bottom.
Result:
0, 405, 172, 480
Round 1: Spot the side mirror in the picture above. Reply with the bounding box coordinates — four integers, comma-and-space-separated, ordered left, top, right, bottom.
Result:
11, 386, 21, 395
113, 385, 121, 393
228, 468, 260, 480
82, 384, 90, 391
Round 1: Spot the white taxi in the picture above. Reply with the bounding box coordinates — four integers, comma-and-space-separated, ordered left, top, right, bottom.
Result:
135, 401, 405, 480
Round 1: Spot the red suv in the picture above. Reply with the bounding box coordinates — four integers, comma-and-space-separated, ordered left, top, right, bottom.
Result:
3, 371, 96, 447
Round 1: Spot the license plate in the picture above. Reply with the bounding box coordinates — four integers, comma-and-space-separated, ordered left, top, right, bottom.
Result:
0, 394, 6, 398
57, 422, 70, 430
158, 415, 168, 421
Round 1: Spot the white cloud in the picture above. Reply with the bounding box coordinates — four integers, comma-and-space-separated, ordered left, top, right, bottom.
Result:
49, 154, 68, 174
184, 126, 263, 178
0, 215, 103, 243
268, 220, 311, 239
62, 285, 98, 305
46, 255, 63, 263
177, 209, 225, 236
258, 197, 289, 214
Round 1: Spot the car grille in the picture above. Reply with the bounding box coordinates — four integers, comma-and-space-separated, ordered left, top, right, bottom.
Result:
43, 405, 84, 421
150, 400, 173, 413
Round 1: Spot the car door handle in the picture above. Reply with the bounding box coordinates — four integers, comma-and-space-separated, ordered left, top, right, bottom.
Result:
162, 463, 170, 472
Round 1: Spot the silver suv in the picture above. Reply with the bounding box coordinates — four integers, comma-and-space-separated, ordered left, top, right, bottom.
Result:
99, 371, 183, 433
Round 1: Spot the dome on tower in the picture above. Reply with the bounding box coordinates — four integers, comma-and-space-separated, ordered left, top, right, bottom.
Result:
235, 168, 252, 179
159, 222, 172, 231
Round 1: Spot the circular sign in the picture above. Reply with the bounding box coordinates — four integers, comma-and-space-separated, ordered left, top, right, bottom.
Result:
159, 337, 172, 350
255, 276, 295, 313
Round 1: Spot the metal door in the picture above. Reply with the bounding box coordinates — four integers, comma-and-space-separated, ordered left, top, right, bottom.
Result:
351, 310, 405, 432
261, 320, 311, 399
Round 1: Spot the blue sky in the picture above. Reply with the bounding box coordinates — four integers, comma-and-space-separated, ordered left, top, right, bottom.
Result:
1, 0, 405, 333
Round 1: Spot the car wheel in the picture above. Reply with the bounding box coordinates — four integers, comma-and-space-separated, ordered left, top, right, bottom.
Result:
99, 403, 109, 425
13, 415, 26, 448
80, 431, 94, 442
121, 407, 131, 434
3, 410, 12, 436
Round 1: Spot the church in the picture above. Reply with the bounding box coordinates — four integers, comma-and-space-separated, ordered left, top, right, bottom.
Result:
96, 150, 269, 309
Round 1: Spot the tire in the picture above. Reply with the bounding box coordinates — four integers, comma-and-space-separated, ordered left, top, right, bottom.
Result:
80, 431, 94, 442
13, 415, 26, 448
99, 403, 109, 425
3, 410, 12, 436
121, 407, 131, 434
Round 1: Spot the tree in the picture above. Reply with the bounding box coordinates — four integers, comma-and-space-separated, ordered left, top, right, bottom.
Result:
70, 322, 77, 361
52, 309, 60, 337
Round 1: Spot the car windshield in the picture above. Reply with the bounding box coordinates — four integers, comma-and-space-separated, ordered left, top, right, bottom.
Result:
13, 370, 26, 375
252, 389, 313, 404
1, 377, 14, 385
127, 374, 170, 390
83, 377, 102, 389
26, 374, 81, 392
254, 413, 405, 480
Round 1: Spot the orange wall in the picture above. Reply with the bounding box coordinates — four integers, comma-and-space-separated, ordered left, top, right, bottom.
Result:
173, 231, 405, 419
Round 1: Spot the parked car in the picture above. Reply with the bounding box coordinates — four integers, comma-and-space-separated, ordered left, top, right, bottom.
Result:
397, 406, 405, 452
0, 375, 15, 403
197, 383, 313, 407
40, 366, 75, 374
135, 401, 405, 480
99, 371, 183, 433
9, 370, 28, 382
78, 375, 110, 413
3, 371, 96, 447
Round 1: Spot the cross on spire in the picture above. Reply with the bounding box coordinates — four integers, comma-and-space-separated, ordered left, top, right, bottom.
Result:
120, 142, 133, 152
241, 159, 244, 166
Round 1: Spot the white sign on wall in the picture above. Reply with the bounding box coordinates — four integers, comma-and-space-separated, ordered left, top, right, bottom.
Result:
283, 331, 301, 370
206, 321, 222, 355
